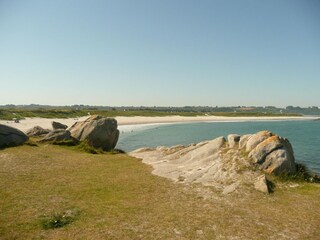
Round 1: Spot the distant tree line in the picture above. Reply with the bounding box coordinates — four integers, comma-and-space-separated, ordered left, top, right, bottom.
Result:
0, 104, 319, 115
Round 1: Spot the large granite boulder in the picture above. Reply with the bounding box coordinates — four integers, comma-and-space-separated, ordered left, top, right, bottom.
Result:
40, 129, 75, 142
26, 126, 50, 137
246, 132, 296, 175
69, 115, 119, 151
262, 149, 296, 175
52, 121, 68, 130
249, 135, 284, 164
0, 124, 28, 148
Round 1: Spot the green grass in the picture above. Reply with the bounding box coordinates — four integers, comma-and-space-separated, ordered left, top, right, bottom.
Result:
0, 108, 301, 120
0, 144, 319, 239
274, 163, 320, 183
41, 209, 80, 230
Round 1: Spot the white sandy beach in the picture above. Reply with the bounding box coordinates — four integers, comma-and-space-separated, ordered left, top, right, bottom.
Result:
0, 115, 316, 133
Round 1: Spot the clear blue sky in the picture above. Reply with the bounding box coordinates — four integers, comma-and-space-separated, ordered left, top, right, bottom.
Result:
0, 0, 319, 107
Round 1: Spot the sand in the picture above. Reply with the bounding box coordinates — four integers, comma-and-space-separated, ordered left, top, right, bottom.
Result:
0, 115, 316, 133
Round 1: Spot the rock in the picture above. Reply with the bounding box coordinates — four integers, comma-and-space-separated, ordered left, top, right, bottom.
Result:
254, 175, 269, 193
239, 134, 252, 149
130, 136, 251, 192
262, 149, 296, 175
246, 131, 273, 152
249, 135, 283, 163
228, 134, 240, 148
51, 121, 68, 130
130, 130, 297, 193
0, 124, 29, 148
173, 228, 181, 235
69, 115, 119, 151
26, 126, 50, 137
247, 134, 296, 176
40, 129, 76, 142
13, 118, 20, 123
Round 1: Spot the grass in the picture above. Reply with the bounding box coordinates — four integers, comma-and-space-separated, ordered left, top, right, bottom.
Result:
0, 144, 319, 239
41, 209, 79, 230
0, 108, 301, 120
276, 163, 320, 183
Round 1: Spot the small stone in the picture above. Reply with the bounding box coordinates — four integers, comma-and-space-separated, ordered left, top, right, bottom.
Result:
173, 228, 181, 235
254, 175, 270, 193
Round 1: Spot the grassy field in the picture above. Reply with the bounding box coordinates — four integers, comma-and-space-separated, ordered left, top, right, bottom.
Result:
0, 144, 319, 239
0, 108, 301, 120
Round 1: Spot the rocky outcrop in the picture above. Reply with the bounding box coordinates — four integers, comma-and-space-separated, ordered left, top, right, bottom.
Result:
52, 121, 68, 130
131, 137, 235, 192
246, 131, 296, 175
0, 124, 28, 148
69, 115, 119, 151
26, 126, 50, 137
130, 131, 297, 194
40, 129, 76, 143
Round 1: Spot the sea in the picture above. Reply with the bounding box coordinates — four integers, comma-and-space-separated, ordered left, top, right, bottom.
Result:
117, 119, 320, 174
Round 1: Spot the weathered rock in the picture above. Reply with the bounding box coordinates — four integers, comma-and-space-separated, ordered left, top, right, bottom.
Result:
0, 124, 28, 148
246, 131, 273, 152
131, 136, 255, 193
26, 126, 50, 137
40, 129, 75, 142
254, 175, 269, 193
249, 135, 283, 164
262, 149, 296, 175
239, 134, 252, 149
130, 130, 297, 193
228, 134, 240, 148
52, 121, 68, 130
247, 133, 296, 175
69, 115, 119, 151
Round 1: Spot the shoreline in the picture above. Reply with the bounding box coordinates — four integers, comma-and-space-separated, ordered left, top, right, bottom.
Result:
0, 115, 317, 132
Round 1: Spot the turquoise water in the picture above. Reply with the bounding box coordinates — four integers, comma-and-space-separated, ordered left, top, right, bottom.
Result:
117, 120, 320, 174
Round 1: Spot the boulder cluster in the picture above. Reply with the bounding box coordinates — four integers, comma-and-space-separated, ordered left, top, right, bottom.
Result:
228, 131, 296, 176
130, 131, 298, 194
0, 119, 299, 193
0, 115, 119, 151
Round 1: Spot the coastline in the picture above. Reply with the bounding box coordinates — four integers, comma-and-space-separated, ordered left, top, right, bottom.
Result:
0, 115, 317, 132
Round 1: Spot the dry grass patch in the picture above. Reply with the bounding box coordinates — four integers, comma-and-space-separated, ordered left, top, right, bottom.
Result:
0, 144, 319, 239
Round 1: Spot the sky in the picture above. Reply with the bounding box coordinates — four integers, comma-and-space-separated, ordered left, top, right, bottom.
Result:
0, 0, 319, 107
